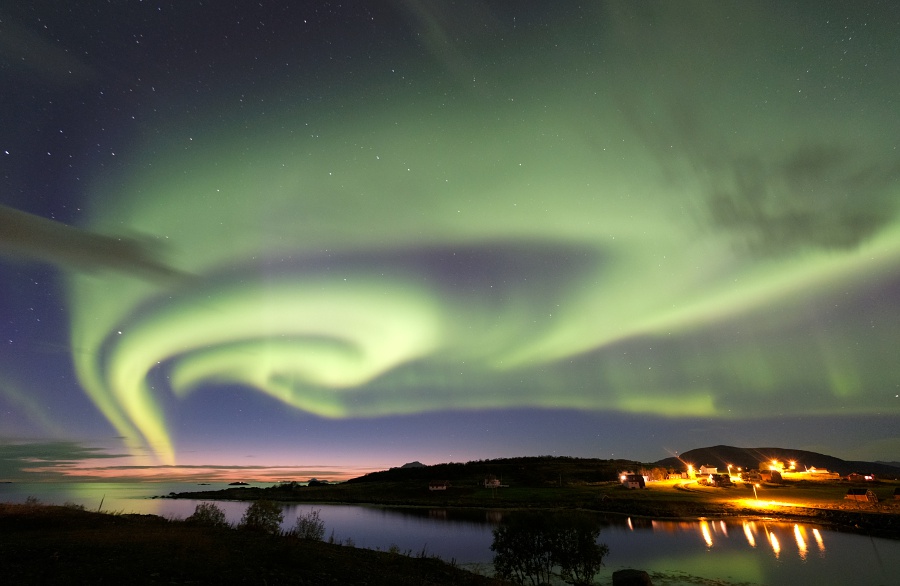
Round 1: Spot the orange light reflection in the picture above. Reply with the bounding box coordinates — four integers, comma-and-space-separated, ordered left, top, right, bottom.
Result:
743, 521, 757, 547
812, 528, 826, 553
700, 520, 713, 547
794, 524, 807, 560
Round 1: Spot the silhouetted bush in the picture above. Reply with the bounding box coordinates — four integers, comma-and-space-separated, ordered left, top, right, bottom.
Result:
290, 508, 325, 540
186, 502, 229, 528
238, 500, 283, 534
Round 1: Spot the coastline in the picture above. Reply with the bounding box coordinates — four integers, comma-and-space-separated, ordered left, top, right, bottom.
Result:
163, 480, 900, 540
4, 491, 897, 584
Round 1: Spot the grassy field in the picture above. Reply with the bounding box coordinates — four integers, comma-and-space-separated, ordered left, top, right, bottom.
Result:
174, 475, 900, 510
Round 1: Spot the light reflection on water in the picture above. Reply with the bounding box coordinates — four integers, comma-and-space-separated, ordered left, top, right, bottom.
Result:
2, 482, 897, 586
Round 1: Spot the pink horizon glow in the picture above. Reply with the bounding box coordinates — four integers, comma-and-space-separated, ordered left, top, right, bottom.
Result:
19, 463, 380, 484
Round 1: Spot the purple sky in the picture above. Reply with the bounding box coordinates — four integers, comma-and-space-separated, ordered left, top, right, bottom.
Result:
1, 2, 898, 482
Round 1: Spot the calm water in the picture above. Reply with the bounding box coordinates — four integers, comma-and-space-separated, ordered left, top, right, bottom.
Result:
2, 482, 897, 586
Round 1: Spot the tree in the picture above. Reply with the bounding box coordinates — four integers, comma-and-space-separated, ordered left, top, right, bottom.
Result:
238, 500, 283, 534
553, 515, 608, 586
491, 513, 556, 586
186, 502, 229, 528
649, 467, 668, 481
491, 512, 609, 586
290, 508, 326, 540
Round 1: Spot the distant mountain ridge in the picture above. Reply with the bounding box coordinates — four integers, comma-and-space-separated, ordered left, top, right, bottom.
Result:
348, 456, 643, 486
343, 449, 899, 486
655, 445, 900, 477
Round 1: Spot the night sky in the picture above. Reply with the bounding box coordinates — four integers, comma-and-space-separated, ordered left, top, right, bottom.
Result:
1, 1, 899, 483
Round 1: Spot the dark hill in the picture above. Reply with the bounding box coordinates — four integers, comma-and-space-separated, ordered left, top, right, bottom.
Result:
346, 456, 646, 487
655, 445, 900, 478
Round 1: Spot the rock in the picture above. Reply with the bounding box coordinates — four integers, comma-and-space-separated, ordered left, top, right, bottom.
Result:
612, 568, 653, 586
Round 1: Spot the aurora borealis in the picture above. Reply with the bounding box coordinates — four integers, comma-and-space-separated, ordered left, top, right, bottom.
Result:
1, 2, 899, 480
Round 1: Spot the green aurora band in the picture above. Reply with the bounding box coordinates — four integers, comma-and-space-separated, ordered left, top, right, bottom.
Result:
66, 5, 900, 464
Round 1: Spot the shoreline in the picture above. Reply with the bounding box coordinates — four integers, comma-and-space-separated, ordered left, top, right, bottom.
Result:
162, 485, 900, 540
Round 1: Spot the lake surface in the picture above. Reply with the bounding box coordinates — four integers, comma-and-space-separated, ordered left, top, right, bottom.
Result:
3, 482, 897, 585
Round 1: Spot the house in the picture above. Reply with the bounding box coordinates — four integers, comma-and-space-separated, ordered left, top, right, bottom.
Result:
845, 488, 878, 503
484, 476, 500, 489
759, 470, 783, 483
742, 470, 762, 482
806, 467, 840, 480
428, 480, 450, 491
699, 465, 717, 476
847, 472, 875, 482
709, 473, 732, 488
621, 474, 645, 489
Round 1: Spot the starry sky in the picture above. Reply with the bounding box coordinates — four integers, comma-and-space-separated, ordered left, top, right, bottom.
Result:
1, 1, 899, 483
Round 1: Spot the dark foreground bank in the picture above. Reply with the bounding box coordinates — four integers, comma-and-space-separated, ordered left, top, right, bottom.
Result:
0, 503, 508, 585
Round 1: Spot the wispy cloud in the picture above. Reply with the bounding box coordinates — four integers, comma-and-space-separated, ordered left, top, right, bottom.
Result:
0, 439, 128, 481
0, 439, 373, 482
0, 204, 188, 284
64, 463, 372, 483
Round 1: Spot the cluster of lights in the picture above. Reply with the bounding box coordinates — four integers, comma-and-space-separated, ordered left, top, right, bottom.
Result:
703, 521, 826, 560
682, 459, 805, 480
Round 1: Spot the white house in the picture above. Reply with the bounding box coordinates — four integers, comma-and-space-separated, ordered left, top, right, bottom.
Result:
484, 476, 501, 489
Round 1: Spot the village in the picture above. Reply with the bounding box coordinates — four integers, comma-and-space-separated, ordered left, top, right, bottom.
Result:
614, 458, 897, 506
419, 456, 898, 508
